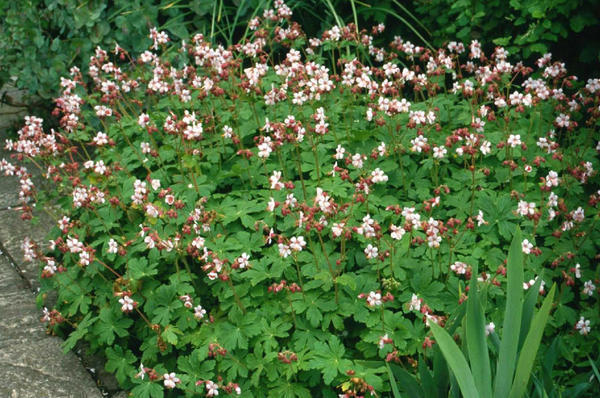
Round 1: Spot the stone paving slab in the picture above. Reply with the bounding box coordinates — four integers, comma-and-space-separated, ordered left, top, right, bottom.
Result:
0, 253, 103, 398
0, 145, 22, 209
0, 207, 54, 290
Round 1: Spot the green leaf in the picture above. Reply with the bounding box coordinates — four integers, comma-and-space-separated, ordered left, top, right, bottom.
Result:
105, 346, 136, 384
62, 313, 97, 353
336, 273, 357, 291
465, 264, 492, 398
161, 325, 182, 345
131, 382, 164, 398
494, 227, 524, 398
307, 336, 352, 385
508, 283, 556, 398
307, 305, 323, 327
95, 307, 133, 345
129, 257, 158, 279
429, 322, 479, 398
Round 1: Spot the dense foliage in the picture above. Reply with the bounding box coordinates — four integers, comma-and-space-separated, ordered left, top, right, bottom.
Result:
0, 0, 266, 100
2, 1, 600, 396
412, 0, 600, 75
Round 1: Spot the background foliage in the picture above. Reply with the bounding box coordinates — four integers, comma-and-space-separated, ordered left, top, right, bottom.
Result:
4, 0, 598, 107
411, 0, 600, 79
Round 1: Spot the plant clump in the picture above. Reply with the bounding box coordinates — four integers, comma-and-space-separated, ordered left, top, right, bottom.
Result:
2, 1, 599, 396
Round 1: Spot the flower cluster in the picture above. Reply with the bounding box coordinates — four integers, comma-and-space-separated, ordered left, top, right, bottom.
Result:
5, 2, 599, 395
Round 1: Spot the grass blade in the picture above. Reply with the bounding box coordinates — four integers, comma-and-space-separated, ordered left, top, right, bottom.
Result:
508, 283, 556, 398
356, 6, 434, 50
349, 0, 359, 35
390, 0, 431, 35
494, 227, 524, 398
465, 264, 492, 397
429, 322, 479, 398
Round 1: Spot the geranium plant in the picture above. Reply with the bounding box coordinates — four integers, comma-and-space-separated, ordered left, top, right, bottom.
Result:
2, 1, 599, 396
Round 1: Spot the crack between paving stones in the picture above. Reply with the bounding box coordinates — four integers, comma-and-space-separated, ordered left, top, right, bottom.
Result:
0, 238, 34, 293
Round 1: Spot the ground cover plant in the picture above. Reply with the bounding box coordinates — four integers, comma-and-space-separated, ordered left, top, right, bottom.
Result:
2, 1, 600, 396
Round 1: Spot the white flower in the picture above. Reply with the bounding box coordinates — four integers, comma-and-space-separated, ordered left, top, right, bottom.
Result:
278, 243, 291, 258
378, 334, 390, 349
575, 316, 591, 335
136, 363, 146, 380
480, 140, 491, 155
163, 372, 180, 389
79, 251, 91, 266
572, 207, 585, 223
517, 200, 536, 216
367, 291, 382, 307
194, 305, 207, 319
269, 170, 284, 190
371, 168, 388, 183
485, 322, 495, 336
331, 222, 345, 238
237, 253, 250, 269
408, 294, 421, 311
390, 225, 405, 240
545, 170, 559, 187
289, 236, 306, 251
522, 239, 533, 254
476, 210, 487, 226
583, 280, 596, 296
144, 235, 155, 249
107, 239, 118, 254
507, 134, 521, 148
573, 263, 581, 279
364, 244, 378, 259
206, 380, 219, 396
222, 125, 233, 138
138, 113, 150, 127
334, 145, 346, 160
119, 295, 135, 312
351, 153, 364, 168
433, 146, 447, 159
267, 197, 277, 212
450, 261, 468, 275
140, 142, 151, 154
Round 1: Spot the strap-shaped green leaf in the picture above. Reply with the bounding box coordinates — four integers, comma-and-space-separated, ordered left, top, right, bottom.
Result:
508, 283, 556, 398
518, 273, 543, 351
388, 363, 424, 398
466, 263, 492, 397
429, 322, 479, 398
494, 227, 524, 398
